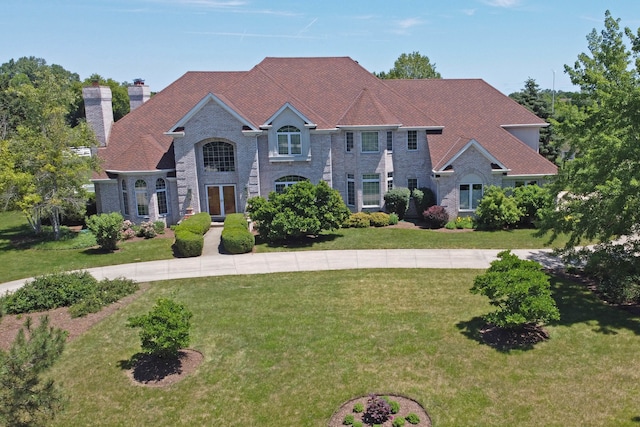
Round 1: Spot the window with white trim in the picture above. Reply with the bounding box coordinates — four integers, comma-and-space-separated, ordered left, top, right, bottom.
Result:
361, 131, 379, 152
156, 178, 168, 215
275, 175, 307, 193
386, 131, 393, 152
121, 179, 129, 216
346, 174, 355, 206
407, 130, 418, 150
277, 126, 302, 155
135, 179, 149, 216
387, 172, 394, 191
514, 180, 538, 187
203, 141, 235, 172
346, 132, 354, 152
460, 183, 483, 210
362, 174, 380, 207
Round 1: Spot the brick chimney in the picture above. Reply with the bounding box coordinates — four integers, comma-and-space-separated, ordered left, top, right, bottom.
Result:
82, 82, 114, 147
128, 78, 150, 111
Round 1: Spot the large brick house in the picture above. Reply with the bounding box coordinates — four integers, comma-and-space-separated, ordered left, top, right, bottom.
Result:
84, 57, 557, 225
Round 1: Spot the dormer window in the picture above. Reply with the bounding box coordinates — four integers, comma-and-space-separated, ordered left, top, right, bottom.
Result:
277, 126, 302, 155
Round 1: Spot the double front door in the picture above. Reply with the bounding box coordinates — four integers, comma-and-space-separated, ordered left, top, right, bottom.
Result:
207, 185, 236, 217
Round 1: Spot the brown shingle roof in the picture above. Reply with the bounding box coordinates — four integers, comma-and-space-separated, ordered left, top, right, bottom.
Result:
95, 57, 556, 178
385, 78, 557, 175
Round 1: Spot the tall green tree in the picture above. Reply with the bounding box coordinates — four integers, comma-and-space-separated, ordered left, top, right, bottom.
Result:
0, 316, 67, 427
540, 10, 640, 247
509, 78, 559, 162
0, 57, 80, 139
3, 66, 98, 238
375, 51, 441, 79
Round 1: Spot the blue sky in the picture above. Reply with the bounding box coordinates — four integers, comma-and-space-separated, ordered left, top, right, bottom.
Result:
4, 0, 640, 95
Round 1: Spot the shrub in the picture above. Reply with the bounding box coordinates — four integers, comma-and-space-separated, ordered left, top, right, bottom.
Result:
413, 187, 436, 214
423, 205, 449, 229
2, 271, 98, 314
388, 212, 399, 225
584, 242, 640, 303
0, 316, 67, 427
343, 413, 355, 425
174, 228, 204, 257
121, 220, 136, 240
454, 216, 474, 229
353, 422, 363, 427
68, 277, 139, 317
369, 212, 390, 227
392, 417, 406, 427
127, 298, 193, 359
247, 181, 350, 242
344, 212, 371, 228
85, 212, 123, 251
222, 214, 254, 254
384, 188, 411, 219
512, 184, 552, 227
353, 402, 364, 413
173, 212, 211, 257
475, 186, 522, 230
389, 399, 400, 414
365, 394, 391, 425
470, 250, 560, 329
445, 221, 456, 230
405, 413, 421, 424
153, 220, 166, 234
137, 220, 157, 239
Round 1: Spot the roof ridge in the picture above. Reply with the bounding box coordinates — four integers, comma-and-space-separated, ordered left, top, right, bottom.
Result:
336, 87, 400, 126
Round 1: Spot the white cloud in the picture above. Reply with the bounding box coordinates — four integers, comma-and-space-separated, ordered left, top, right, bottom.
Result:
462, 9, 477, 16
483, 0, 521, 8
397, 17, 423, 29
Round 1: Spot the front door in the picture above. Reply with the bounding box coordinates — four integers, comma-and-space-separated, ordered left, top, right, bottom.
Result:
207, 185, 236, 217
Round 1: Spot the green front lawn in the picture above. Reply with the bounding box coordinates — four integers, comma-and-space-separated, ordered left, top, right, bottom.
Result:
0, 211, 175, 282
48, 269, 640, 426
255, 224, 573, 252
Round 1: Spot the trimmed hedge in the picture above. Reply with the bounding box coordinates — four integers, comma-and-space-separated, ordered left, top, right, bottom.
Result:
173, 212, 211, 257
222, 213, 254, 254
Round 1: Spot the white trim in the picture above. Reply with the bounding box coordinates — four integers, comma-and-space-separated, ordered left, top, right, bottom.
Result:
398, 126, 445, 131
104, 169, 176, 175
168, 93, 258, 132
337, 124, 401, 131
163, 131, 185, 138
263, 102, 316, 128
501, 123, 549, 128
435, 139, 508, 172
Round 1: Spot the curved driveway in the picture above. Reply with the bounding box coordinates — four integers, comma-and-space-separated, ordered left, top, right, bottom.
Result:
0, 227, 562, 294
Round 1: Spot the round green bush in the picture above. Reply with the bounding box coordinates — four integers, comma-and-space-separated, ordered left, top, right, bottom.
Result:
344, 212, 371, 228
369, 212, 390, 227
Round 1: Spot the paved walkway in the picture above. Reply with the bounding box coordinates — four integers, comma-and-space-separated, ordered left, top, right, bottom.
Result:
0, 227, 563, 294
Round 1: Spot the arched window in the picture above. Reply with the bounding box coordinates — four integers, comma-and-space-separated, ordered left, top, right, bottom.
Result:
156, 178, 168, 215
277, 126, 301, 155
203, 141, 235, 172
121, 179, 129, 216
135, 179, 149, 216
275, 175, 307, 193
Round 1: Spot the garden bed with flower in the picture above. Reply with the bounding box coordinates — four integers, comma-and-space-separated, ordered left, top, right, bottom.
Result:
328, 394, 430, 427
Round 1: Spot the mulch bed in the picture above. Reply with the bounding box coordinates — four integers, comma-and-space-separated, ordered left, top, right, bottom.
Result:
328, 394, 431, 427
124, 349, 203, 387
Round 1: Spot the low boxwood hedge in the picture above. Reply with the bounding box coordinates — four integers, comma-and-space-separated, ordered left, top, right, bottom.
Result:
222, 213, 254, 254
173, 212, 212, 257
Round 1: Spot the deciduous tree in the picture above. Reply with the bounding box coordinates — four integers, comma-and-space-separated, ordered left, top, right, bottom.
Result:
375, 51, 441, 79
540, 10, 640, 247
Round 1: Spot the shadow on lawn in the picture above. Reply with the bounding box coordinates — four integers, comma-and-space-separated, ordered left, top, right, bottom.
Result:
548, 273, 640, 335
256, 232, 342, 249
457, 273, 640, 352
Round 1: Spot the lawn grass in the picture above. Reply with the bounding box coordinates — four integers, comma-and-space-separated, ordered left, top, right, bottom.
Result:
255, 224, 576, 252
48, 269, 640, 426
0, 211, 175, 282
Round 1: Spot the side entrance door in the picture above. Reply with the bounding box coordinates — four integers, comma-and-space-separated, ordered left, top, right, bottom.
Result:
207, 185, 236, 217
